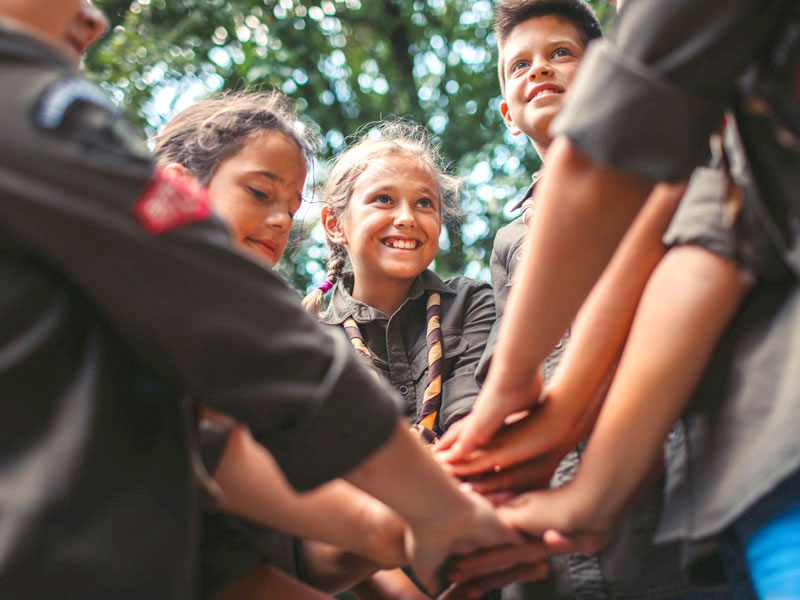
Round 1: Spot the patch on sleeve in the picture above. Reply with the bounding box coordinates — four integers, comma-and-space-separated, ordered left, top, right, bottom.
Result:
134, 169, 212, 235
34, 77, 117, 130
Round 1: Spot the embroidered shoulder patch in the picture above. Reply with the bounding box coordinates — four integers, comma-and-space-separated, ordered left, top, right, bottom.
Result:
35, 77, 117, 130
134, 169, 212, 235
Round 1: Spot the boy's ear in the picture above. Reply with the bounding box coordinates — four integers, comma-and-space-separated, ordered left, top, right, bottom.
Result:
500, 101, 522, 136
321, 205, 347, 245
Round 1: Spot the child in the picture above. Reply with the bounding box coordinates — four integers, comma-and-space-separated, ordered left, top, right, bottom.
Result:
450, 123, 799, 598
301, 120, 503, 598
440, 1, 709, 598
0, 3, 522, 596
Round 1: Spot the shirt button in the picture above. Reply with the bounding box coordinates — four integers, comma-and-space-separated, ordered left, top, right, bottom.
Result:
398, 385, 409, 395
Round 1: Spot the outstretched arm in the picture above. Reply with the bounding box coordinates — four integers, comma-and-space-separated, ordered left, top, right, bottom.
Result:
438, 139, 654, 461
458, 245, 748, 573
438, 178, 678, 479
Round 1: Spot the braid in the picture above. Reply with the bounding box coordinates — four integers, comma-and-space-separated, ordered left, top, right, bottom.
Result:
301, 242, 348, 316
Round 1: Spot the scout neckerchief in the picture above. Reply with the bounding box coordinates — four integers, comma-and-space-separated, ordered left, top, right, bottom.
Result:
342, 292, 442, 445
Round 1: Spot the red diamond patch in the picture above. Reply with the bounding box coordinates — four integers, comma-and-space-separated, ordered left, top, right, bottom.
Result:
134, 169, 211, 235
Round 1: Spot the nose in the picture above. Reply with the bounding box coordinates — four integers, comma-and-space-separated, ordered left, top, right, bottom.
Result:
393, 200, 417, 228
79, 1, 109, 48
527, 58, 551, 81
266, 204, 292, 231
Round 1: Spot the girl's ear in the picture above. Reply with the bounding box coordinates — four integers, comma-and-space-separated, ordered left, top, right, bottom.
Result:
321, 205, 347, 245
162, 162, 192, 178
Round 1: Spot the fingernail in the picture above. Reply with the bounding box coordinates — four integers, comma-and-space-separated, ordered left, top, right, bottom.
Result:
458, 482, 473, 493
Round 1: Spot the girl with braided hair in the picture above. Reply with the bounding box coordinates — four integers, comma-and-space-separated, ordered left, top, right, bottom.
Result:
301, 120, 503, 599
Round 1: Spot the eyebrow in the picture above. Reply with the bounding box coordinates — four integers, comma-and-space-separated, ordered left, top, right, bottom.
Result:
248, 170, 283, 183
366, 184, 439, 200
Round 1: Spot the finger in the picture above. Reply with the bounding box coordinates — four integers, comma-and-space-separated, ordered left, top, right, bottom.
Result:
435, 418, 466, 453
444, 393, 531, 462
465, 456, 559, 494
480, 491, 516, 506
448, 541, 549, 582
494, 491, 563, 536
542, 528, 609, 556
453, 562, 550, 599
445, 416, 564, 477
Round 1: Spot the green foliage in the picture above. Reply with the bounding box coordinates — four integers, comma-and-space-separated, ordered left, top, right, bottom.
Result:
87, 0, 614, 293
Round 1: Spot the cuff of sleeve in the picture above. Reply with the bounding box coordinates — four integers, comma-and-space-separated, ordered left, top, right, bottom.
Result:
551, 40, 723, 182
264, 348, 401, 492
663, 167, 737, 261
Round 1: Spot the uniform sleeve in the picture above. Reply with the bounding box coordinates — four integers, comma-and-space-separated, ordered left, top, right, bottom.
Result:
489, 227, 513, 317
475, 223, 519, 385
440, 281, 496, 430
0, 74, 398, 491
551, 0, 786, 182
663, 167, 738, 261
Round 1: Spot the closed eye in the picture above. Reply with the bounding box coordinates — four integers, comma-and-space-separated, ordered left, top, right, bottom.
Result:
247, 185, 270, 202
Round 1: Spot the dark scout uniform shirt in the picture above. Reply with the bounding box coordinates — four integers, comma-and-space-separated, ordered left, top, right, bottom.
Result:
320, 270, 494, 432
552, 0, 796, 187
0, 28, 398, 598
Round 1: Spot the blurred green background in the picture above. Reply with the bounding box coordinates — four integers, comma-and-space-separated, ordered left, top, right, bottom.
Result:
86, 0, 615, 295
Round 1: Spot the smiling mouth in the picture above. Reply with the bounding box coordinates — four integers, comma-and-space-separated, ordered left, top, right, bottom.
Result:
246, 237, 278, 257
533, 89, 560, 100
382, 238, 421, 250
64, 33, 86, 56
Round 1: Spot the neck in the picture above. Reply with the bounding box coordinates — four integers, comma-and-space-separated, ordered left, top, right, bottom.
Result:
351, 274, 416, 317
532, 137, 551, 161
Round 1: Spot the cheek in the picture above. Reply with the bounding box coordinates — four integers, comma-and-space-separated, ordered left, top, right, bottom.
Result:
211, 197, 257, 241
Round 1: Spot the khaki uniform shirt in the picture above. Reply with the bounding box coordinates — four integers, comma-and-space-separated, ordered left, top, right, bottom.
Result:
321, 270, 495, 432
0, 28, 398, 598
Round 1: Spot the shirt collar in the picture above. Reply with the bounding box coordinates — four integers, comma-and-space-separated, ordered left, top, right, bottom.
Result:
320, 269, 453, 325
510, 170, 543, 213
0, 24, 74, 69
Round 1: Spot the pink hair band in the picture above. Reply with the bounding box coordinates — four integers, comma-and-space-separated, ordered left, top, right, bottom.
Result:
317, 280, 334, 294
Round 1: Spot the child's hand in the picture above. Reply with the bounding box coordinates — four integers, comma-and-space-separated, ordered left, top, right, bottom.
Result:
356, 497, 408, 568
404, 489, 523, 595
441, 540, 550, 599
495, 487, 617, 558
437, 559, 549, 600
436, 395, 576, 480
435, 370, 543, 463
458, 450, 566, 495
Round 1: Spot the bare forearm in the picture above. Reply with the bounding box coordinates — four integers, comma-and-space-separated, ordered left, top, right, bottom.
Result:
213, 426, 396, 555
301, 540, 382, 594
575, 246, 747, 519
491, 138, 653, 389
344, 422, 473, 528
546, 181, 684, 420
351, 569, 431, 600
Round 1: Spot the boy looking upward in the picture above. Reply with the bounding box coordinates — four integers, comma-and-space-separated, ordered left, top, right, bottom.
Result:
456, 2, 706, 598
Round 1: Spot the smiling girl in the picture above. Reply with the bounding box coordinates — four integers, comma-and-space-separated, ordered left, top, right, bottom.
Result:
302, 121, 499, 599
304, 120, 495, 443
154, 91, 311, 270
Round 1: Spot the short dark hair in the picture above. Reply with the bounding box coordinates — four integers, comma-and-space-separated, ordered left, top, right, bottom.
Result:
494, 0, 602, 95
